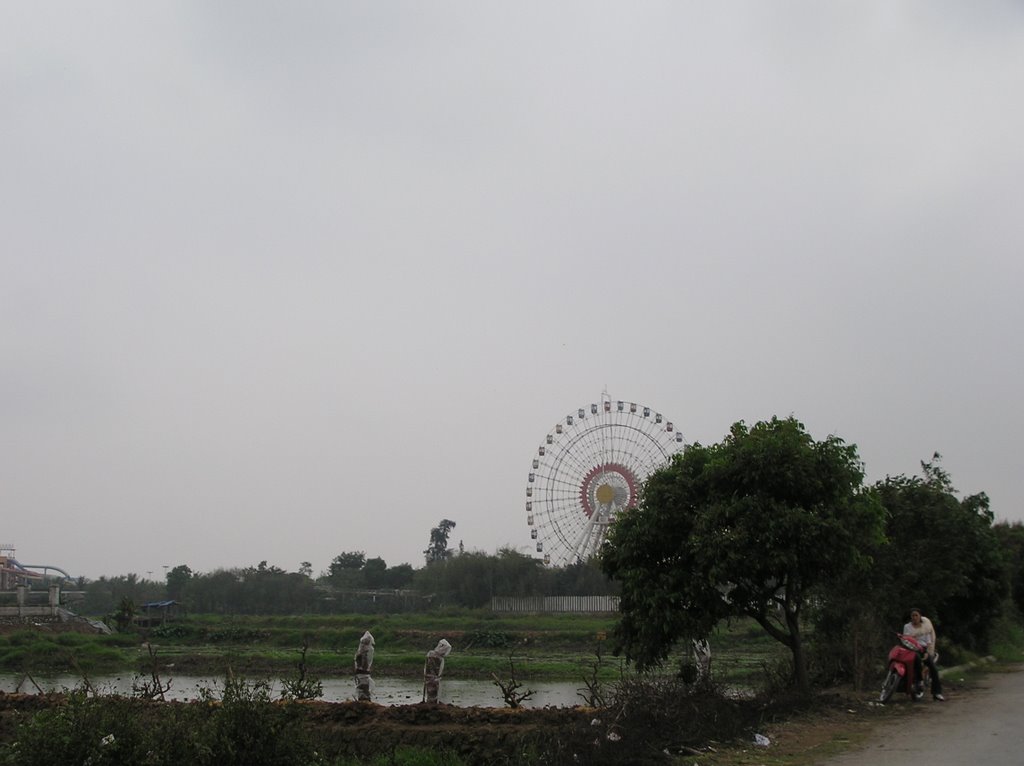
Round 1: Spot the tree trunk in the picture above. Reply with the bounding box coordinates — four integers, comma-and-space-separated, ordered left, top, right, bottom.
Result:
785, 607, 810, 693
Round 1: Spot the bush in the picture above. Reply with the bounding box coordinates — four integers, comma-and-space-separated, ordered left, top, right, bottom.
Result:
0, 692, 151, 766
0, 639, 64, 671
988, 606, 1024, 662
0, 678, 318, 766
463, 630, 514, 649
200, 677, 314, 765
54, 633, 91, 647
604, 675, 760, 755
206, 626, 270, 643
5, 633, 39, 648
100, 632, 140, 648
148, 623, 194, 640
334, 748, 468, 766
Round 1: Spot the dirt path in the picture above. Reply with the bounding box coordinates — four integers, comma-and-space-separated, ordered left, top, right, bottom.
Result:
824, 666, 1024, 765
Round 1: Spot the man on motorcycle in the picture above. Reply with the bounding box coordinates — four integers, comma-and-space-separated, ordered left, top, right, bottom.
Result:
903, 608, 945, 701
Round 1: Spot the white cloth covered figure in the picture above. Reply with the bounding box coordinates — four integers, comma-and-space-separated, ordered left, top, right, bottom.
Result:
354, 631, 375, 701
423, 638, 452, 703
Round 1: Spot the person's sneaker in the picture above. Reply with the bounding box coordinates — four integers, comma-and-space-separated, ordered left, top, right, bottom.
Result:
933, 694, 946, 702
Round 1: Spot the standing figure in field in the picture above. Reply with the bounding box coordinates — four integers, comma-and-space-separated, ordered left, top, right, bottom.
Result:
422, 638, 452, 703
354, 631, 375, 702
692, 638, 712, 685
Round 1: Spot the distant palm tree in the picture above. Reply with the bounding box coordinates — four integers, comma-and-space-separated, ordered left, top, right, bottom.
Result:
115, 597, 136, 631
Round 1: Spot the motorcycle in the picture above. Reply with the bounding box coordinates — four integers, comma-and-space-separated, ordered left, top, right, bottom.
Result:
879, 632, 927, 703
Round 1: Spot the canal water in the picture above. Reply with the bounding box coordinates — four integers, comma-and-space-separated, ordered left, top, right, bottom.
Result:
0, 674, 586, 708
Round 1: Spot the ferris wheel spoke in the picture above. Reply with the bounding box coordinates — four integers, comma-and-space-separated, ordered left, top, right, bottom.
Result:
607, 402, 638, 466
577, 416, 608, 457
622, 425, 677, 479
598, 414, 617, 470
556, 428, 604, 479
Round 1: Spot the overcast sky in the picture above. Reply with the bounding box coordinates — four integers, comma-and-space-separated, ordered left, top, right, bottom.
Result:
3, 2, 1023, 580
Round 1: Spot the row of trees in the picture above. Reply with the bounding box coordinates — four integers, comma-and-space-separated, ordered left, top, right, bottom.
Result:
73, 546, 614, 618
71, 507, 619, 616
602, 416, 1017, 692
413, 548, 614, 608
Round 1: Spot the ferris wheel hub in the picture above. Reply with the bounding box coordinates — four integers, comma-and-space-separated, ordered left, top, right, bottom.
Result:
580, 462, 636, 520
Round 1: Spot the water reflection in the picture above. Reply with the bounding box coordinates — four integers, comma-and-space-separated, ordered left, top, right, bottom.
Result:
0, 674, 585, 708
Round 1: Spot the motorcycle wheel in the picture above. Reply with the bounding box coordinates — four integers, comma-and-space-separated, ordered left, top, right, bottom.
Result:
879, 669, 899, 703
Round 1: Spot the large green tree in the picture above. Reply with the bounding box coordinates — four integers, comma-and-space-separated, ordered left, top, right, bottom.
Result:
872, 456, 1007, 650
326, 551, 367, 589
601, 416, 883, 691
361, 557, 389, 588
165, 564, 193, 600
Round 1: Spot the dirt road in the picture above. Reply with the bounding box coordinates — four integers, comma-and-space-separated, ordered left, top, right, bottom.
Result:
825, 666, 1024, 765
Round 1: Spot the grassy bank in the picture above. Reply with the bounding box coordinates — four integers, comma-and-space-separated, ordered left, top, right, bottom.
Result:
0, 611, 789, 686
143, 611, 626, 679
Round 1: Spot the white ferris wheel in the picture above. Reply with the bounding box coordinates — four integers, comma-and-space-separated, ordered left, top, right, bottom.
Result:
526, 393, 685, 565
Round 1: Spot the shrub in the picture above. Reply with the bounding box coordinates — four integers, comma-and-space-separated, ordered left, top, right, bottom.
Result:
0, 692, 150, 766
55, 633, 90, 647
603, 674, 760, 756
334, 748, 468, 766
463, 630, 514, 649
200, 677, 315, 765
206, 626, 270, 643
148, 623, 194, 640
1, 678, 318, 766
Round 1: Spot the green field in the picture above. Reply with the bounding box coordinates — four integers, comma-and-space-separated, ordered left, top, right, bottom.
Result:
1, 611, 789, 686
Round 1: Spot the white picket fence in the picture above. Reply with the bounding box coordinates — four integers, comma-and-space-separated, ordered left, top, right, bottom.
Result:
490, 595, 619, 613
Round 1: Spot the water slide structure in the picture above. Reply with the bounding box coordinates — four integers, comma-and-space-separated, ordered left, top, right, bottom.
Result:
0, 544, 75, 590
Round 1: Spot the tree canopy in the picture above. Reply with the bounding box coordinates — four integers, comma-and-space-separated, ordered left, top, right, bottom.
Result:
165, 564, 193, 600
424, 519, 457, 564
601, 416, 884, 691
871, 455, 1008, 649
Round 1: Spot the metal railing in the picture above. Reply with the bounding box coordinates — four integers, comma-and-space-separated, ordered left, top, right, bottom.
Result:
490, 595, 620, 613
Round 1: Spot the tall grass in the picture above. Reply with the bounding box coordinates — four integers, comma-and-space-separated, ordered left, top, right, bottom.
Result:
0, 635, 126, 673
332, 749, 468, 766
988, 609, 1024, 662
